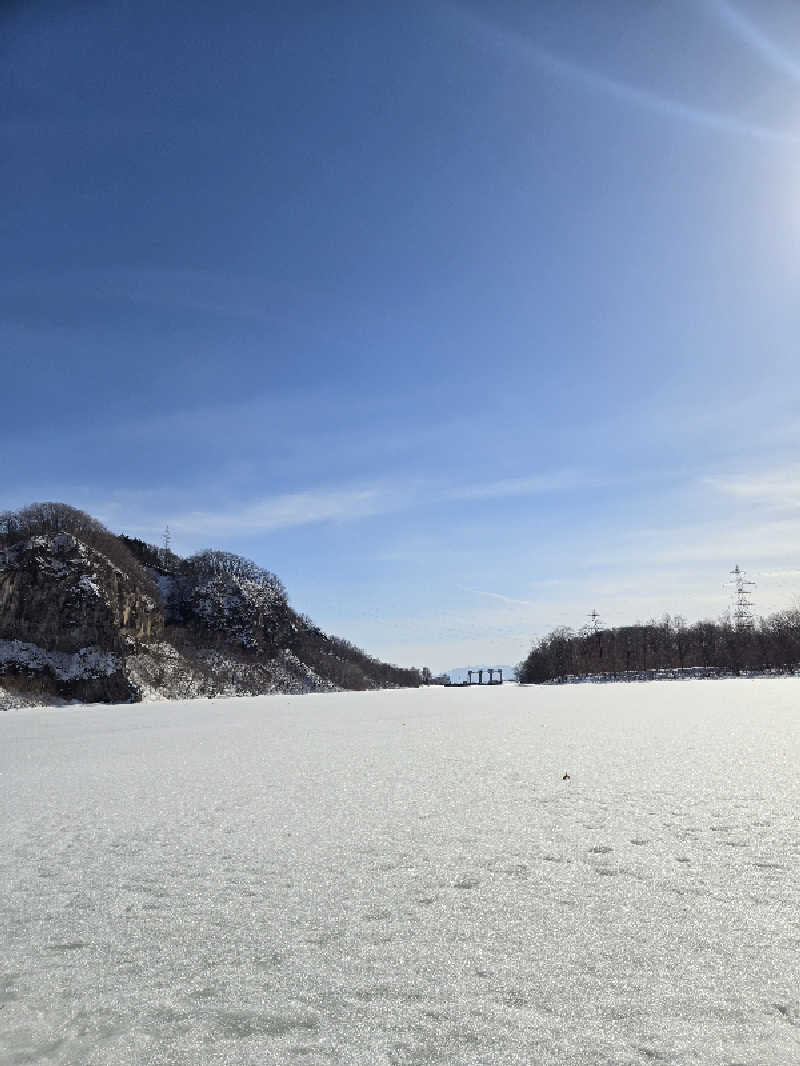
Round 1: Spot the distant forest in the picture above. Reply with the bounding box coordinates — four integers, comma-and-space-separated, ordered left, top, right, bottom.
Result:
518, 612, 800, 684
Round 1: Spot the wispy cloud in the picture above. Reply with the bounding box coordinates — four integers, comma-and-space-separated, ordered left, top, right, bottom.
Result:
447, 470, 589, 502
161, 485, 396, 538
711, 0, 800, 84
457, 585, 537, 606
457, 6, 799, 145
532, 45, 798, 144
97, 467, 602, 544
703, 467, 800, 509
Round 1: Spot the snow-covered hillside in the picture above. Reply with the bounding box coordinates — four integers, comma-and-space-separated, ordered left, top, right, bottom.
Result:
2, 679, 798, 1064
0, 505, 421, 703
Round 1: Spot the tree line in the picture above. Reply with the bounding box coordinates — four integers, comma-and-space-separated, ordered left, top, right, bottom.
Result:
290, 613, 421, 690
518, 611, 800, 684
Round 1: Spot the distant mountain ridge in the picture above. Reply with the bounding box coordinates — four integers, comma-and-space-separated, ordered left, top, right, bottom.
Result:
0, 502, 420, 707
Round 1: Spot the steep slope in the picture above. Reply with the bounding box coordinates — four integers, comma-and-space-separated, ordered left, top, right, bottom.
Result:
0, 513, 161, 702
122, 536, 420, 697
0, 503, 419, 706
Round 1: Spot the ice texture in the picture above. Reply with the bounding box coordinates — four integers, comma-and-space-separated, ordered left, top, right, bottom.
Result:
1, 680, 799, 1065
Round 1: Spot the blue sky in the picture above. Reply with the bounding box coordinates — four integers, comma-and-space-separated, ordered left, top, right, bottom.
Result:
3, 0, 800, 671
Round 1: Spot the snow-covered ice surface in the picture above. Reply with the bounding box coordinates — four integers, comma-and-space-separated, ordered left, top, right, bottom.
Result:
1, 680, 799, 1066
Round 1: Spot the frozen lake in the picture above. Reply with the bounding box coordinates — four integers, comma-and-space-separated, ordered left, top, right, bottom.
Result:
2, 680, 799, 1065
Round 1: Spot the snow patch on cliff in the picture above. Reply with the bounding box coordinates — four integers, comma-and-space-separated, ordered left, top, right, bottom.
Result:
0, 639, 120, 680
78, 574, 101, 598
124, 642, 337, 701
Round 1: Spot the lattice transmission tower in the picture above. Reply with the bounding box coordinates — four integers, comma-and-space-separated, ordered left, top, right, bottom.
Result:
729, 565, 756, 630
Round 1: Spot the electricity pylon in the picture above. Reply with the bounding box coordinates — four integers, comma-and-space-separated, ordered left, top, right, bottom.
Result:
729, 565, 755, 630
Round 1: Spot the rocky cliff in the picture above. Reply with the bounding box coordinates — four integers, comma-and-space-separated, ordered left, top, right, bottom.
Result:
0, 531, 161, 703
0, 503, 420, 707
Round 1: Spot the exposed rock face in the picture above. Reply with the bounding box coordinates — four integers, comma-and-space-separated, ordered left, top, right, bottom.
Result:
0, 533, 161, 703
0, 534, 161, 652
